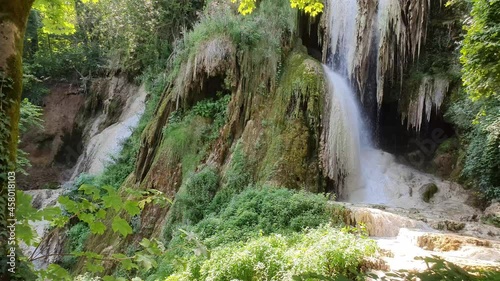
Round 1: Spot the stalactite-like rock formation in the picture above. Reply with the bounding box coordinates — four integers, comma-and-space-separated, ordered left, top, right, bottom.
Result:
402, 76, 449, 131
173, 36, 237, 108
377, 0, 431, 109
323, 0, 435, 129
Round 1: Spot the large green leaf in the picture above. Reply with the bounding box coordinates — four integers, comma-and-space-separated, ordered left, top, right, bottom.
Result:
112, 216, 133, 237
102, 186, 123, 212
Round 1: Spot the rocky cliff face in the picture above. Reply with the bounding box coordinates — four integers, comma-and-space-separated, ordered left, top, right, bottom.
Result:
20, 73, 146, 269
18, 84, 84, 190
19, 73, 146, 190
77, 1, 331, 265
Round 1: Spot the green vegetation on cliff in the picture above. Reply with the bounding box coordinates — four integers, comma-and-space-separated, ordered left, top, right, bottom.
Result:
446, 0, 500, 200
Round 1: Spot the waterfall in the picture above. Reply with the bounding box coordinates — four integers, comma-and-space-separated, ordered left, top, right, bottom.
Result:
70, 84, 147, 179
323, 0, 432, 116
322, 0, 369, 200
326, 0, 359, 77
322, 0, 434, 205
322, 0, 466, 208
23, 82, 148, 270
322, 67, 364, 199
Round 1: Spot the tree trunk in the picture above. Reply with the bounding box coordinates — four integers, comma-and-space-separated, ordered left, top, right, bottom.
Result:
0, 1, 34, 280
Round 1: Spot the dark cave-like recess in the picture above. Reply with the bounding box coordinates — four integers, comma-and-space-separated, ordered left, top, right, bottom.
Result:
54, 127, 84, 168
298, 12, 323, 61
187, 74, 231, 107
377, 100, 455, 166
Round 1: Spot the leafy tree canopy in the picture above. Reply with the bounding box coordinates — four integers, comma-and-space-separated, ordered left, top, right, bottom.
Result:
33, 0, 98, 35
233, 0, 324, 16
461, 0, 500, 101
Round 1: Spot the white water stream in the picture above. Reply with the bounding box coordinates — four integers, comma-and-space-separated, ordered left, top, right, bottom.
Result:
323, 0, 436, 208
71, 84, 147, 179
23, 82, 147, 270
323, 0, 499, 272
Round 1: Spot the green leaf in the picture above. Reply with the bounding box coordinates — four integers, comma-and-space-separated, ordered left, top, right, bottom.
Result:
78, 212, 94, 224
39, 206, 62, 221
112, 253, 128, 259
139, 238, 151, 249
86, 261, 105, 273
135, 253, 156, 271
15, 191, 37, 221
95, 209, 107, 219
16, 223, 35, 246
71, 251, 86, 257
41, 264, 72, 281
59, 196, 80, 214
138, 197, 152, 209
112, 216, 133, 237
81, 251, 103, 259
120, 258, 138, 271
52, 215, 70, 227
140, 238, 164, 255
123, 201, 141, 216
79, 184, 101, 200
103, 277, 127, 281
88, 221, 106, 234
102, 186, 123, 212
112, 254, 139, 272
79, 198, 98, 212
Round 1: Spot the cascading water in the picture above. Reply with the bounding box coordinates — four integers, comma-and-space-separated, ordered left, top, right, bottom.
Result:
71, 84, 147, 179
323, 65, 393, 204
326, 0, 359, 77
23, 82, 148, 270
322, 0, 378, 202
322, 0, 460, 207
322, 67, 365, 200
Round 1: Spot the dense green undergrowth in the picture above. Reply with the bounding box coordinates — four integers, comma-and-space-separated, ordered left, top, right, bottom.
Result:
142, 185, 369, 281
445, 0, 500, 200
163, 225, 376, 281
138, 131, 346, 280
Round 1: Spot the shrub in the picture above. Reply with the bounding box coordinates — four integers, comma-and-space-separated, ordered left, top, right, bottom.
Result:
154, 186, 335, 281
172, 186, 331, 249
17, 99, 44, 175
61, 223, 91, 269
446, 91, 500, 200
450, 0, 500, 200
164, 225, 377, 281
207, 141, 253, 214
176, 167, 220, 224
461, 0, 500, 101
22, 66, 49, 105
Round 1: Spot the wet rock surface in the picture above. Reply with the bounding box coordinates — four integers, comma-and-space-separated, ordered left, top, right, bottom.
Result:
334, 201, 500, 272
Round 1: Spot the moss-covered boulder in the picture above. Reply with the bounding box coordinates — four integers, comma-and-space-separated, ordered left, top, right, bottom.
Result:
420, 183, 439, 203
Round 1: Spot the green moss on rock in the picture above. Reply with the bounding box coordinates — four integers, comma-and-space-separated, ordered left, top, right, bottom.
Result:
250, 49, 326, 191
420, 183, 439, 203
